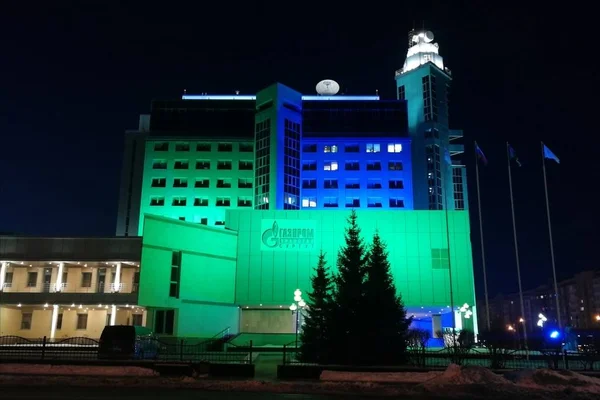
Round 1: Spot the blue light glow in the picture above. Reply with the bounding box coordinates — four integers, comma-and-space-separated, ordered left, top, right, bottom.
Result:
182, 95, 380, 101
549, 330, 560, 339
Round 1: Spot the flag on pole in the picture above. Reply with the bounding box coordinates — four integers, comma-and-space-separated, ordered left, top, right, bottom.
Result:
508, 144, 522, 167
543, 144, 560, 164
475, 143, 488, 165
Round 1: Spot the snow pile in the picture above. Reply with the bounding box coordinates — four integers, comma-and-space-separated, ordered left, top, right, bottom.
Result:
320, 370, 441, 383
507, 369, 600, 394
0, 364, 157, 377
421, 364, 511, 387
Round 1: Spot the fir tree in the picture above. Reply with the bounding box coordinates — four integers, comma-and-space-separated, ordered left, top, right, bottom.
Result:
363, 231, 412, 365
330, 210, 369, 364
299, 250, 334, 363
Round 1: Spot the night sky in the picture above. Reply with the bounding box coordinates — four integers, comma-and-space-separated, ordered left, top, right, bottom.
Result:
1, 2, 592, 297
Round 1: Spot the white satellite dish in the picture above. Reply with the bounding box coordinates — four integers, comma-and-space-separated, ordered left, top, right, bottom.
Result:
316, 79, 340, 95
424, 31, 434, 43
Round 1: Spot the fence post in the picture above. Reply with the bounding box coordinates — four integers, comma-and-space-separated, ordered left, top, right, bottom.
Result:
283, 344, 286, 365
564, 350, 569, 370
41, 336, 47, 361
249, 340, 253, 365
180, 339, 184, 361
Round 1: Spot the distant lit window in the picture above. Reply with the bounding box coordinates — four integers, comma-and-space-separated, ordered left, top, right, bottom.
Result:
302, 197, 317, 208
175, 143, 190, 152
324, 161, 338, 171
150, 197, 165, 206
388, 143, 403, 153
324, 145, 338, 153
172, 197, 187, 206
366, 143, 381, 153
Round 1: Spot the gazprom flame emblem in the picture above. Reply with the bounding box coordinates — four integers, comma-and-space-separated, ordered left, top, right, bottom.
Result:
262, 221, 280, 248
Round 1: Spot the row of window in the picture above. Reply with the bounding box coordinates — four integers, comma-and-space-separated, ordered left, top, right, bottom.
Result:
303, 143, 403, 153
302, 160, 403, 171
302, 179, 404, 190
150, 177, 253, 189
20, 312, 143, 331
153, 142, 253, 153
150, 196, 252, 207
301, 197, 406, 208
152, 160, 253, 171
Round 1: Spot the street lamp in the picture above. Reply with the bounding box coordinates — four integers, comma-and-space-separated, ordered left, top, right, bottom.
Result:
290, 289, 307, 348
537, 313, 547, 328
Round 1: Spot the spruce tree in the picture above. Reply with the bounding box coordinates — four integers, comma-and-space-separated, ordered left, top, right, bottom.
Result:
363, 231, 412, 365
331, 210, 369, 365
299, 250, 334, 363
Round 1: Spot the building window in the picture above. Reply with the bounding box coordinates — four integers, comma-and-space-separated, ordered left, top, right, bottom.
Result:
199, 218, 208, 225
254, 118, 271, 210
345, 180, 360, 189
324, 197, 338, 208
431, 248, 450, 269
151, 178, 166, 188
132, 314, 143, 326
76, 314, 88, 330
239, 160, 253, 170
217, 160, 232, 170
20, 313, 32, 330
303, 144, 317, 152
152, 160, 167, 169
367, 179, 382, 189
194, 197, 209, 206
26, 272, 38, 287
389, 180, 404, 189
239, 143, 253, 152
175, 142, 190, 152
196, 142, 211, 152
172, 197, 187, 206
154, 310, 175, 335
215, 221, 225, 226
238, 178, 252, 188
324, 179, 338, 189
4, 272, 13, 288
345, 161, 359, 171
154, 142, 168, 152
174, 160, 189, 170
366, 161, 381, 171
397, 85, 405, 100
387, 143, 403, 153
366, 143, 380, 153
453, 167, 465, 210
56, 313, 63, 330
195, 160, 210, 169
324, 161, 338, 171
302, 197, 317, 208
217, 178, 232, 188
216, 197, 231, 206
237, 197, 252, 207
388, 161, 403, 171
178, 217, 185, 221
345, 197, 360, 207
367, 197, 383, 208
150, 197, 165, 206
170, 252, 181, 299
324, 145, 338, 153
425, 129, 440, 139
218, 143, 233, 152
195, 179, 209, 188
345, 144, 359, 153
389, 198, 405, 208
426, 145, 443, 210
173, 178, 188, 188
81, 272, 92, 288
302, 161, 317, 171
302, 179, 316, 189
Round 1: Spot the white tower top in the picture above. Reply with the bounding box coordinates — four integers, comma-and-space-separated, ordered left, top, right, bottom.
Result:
398, 30, 445, 75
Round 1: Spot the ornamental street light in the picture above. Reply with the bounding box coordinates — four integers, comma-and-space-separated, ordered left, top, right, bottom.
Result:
290, 288, 307, 348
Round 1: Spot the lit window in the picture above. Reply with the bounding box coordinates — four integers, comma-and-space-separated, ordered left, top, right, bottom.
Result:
388, 143, 403, 153
366, 143, 380, 153
301, 197, 317, 208
324, 161, 338, 171
324, 145, 338, 153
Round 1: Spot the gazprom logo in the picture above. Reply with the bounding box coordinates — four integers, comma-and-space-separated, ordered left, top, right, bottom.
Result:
261, 220, 315, 251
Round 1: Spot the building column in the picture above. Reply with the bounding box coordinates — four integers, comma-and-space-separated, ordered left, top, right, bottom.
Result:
50, 304, 59, 339
0, 262, 7, 291
55, 262, 64, 292
454, 310, 463, 330
114, 262, 122, 292
471, 305, 479, 338
110, 305, 117, 325
432, 314, 442, 338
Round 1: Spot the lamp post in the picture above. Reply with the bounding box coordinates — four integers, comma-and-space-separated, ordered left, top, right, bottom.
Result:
290, 289, 306, 349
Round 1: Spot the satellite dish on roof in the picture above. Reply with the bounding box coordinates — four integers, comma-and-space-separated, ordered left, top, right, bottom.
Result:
316, 79, 340, 95
424, 31, 434, 43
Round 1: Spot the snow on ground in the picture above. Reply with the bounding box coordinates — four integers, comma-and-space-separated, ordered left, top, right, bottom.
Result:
421, 364, 511, 386
506, 369, 600, 394
321, 370, 442, 383
0, 364, 157, 377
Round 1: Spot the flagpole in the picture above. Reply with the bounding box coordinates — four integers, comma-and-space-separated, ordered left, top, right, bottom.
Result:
474, 142, 491, 331
507, 142, 528, 352
541, 141, 562, 329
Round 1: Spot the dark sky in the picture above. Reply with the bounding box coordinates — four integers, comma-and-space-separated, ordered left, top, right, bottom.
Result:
0, 2, 593, 297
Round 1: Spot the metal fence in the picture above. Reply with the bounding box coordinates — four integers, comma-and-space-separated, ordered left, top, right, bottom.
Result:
0, 335, 252, 364
282, 345, 600, 371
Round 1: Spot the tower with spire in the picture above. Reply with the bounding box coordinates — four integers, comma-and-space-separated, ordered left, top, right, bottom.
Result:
395, 29, 466, 211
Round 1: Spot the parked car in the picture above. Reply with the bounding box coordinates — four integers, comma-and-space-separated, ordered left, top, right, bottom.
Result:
98, 325, 159, 360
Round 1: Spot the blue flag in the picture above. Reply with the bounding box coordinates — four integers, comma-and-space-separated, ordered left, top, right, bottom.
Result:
543, 144, 560, 164
475, 143, 488, 165
508, 144, 522, 167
